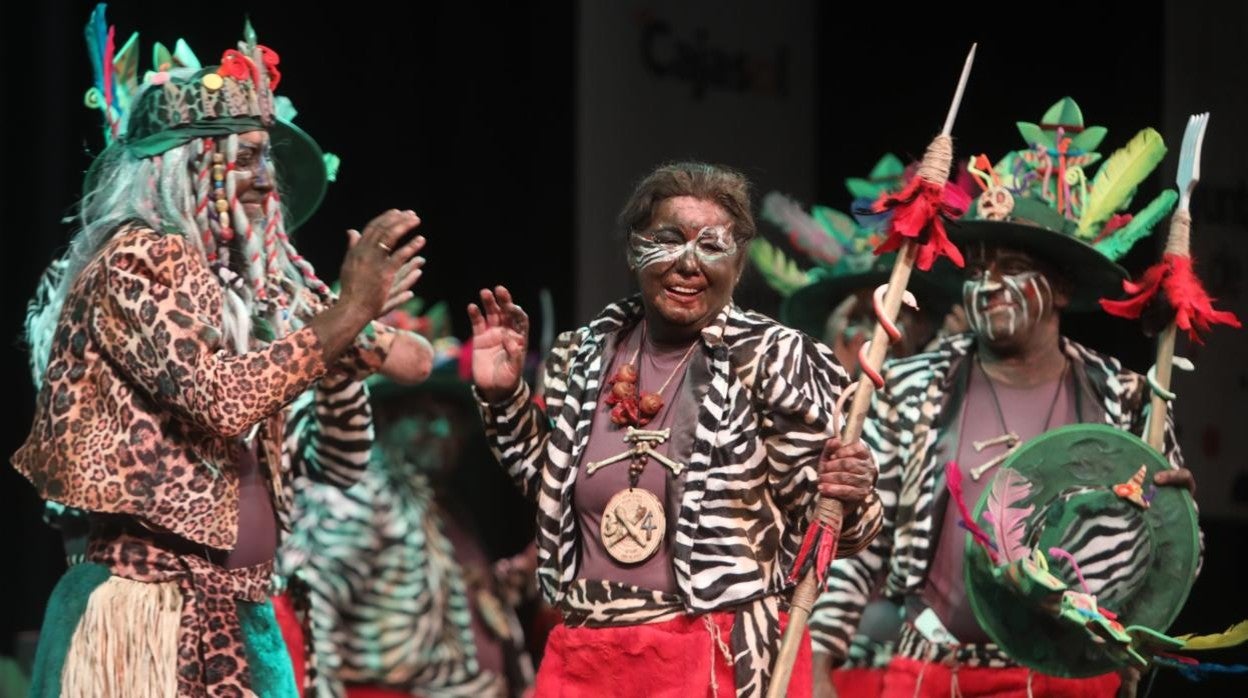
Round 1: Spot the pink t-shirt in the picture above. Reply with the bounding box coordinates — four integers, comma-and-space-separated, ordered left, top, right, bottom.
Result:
920, 362, 1077, 643
573, 326, 698, 593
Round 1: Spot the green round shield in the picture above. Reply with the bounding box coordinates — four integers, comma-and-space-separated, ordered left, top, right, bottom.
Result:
964, 423, 1200, 677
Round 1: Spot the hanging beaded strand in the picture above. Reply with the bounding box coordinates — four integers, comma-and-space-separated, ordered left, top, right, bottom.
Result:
196, 140, 219, 266
212, 150, 234, 271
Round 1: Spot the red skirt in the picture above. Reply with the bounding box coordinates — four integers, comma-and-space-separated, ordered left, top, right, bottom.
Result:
881, 656, 1121, 698
534, 611, 812, 697
833, 666, 887, 697
271, 592, 308, 694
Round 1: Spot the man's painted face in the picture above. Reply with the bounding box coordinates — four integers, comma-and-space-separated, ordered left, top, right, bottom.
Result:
232, 130, 274, 222
629, 196, 743, 333
961, 245, 1055, 344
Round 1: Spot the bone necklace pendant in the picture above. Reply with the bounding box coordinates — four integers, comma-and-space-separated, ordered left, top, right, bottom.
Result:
587, 428, 681, 564
599, 488, 666, 564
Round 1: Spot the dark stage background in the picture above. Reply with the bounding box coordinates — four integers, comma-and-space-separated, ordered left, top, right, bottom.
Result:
2, 2, 1244, 695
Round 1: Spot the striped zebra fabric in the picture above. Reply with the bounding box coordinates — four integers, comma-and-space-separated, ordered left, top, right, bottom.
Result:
476, 296, 884, 696
810, 332, 1188, 663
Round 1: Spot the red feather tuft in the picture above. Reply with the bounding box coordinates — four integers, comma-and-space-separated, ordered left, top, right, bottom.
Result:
871, 176, 969, 271
945, 461, 999, 564
1100, 253, 1241, 343
788, 520, 839, 586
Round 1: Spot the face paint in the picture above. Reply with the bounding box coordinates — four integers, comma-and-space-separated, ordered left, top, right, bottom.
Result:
963, 270, 1051, 342
628, 225, 737, 270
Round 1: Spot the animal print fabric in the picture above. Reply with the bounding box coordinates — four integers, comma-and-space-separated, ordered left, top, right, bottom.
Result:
87, 521, 274, 696
809, 333, 1187, 663
14, 226, 392, 550
477, 297, 884, 696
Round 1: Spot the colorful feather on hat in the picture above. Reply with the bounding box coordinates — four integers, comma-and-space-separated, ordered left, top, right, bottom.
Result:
85, 5, 110, 102
760, 192, 844, 266
1094, 189, 1178, 262
748, 238, 812, 297
810, 205, 859, 249
1077, 128, 1168, 239
111, 30, 140, 116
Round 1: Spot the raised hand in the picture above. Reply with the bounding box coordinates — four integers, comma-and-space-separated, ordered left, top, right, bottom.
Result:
345, 223, 427, 318
309, 210, 423, 364
467, 286, 529, 403
337, 209, 424, 320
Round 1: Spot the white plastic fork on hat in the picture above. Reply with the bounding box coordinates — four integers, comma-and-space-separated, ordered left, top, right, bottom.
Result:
1176, 112, 1209, 213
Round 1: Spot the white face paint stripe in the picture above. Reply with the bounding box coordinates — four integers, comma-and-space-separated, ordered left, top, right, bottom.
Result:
628, 235, 681, 269
627, 225, 737, 270
1002, 274, 1029, 324
1033, 274, 1051, 319
963, 278, 1002, 339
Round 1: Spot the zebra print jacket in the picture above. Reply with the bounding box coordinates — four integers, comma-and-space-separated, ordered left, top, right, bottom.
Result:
478, 296, 884, 615
281, 462, 509, 698
809, 332, 1187, 661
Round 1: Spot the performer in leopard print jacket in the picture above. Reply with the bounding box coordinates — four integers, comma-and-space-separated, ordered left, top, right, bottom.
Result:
467, 162, 885, 697
11, 8, 433, 697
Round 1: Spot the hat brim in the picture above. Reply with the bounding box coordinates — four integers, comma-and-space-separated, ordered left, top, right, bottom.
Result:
782, 269, 952, 339
965, 424, 1200, 677
82, 118, 326, 233
270, 119, 327, 233
933, 220, 1128, 312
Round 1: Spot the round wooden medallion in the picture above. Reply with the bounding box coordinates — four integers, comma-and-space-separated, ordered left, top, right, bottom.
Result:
599, 488, 666, 564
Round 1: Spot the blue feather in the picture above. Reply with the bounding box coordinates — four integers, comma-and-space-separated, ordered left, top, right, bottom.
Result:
1152, 656, 1248, 682
85, 4, 109, 94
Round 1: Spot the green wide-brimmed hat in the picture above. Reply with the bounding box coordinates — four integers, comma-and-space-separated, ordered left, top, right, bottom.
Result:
82, 6, 333, 231
751, 154, 948, 338
936, 98, 1178, 312
963, 424, 1200, 677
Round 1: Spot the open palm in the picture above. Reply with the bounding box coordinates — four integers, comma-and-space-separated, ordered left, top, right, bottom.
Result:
468, 286, 529, 402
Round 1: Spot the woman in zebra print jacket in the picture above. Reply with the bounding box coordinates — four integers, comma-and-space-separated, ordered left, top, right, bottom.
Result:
466, 162, 885, 697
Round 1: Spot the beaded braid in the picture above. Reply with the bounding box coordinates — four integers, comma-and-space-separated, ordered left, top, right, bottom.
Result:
192, 139, 219, 266
221, 134, 270, 310
269, 198, 331, 299
219, 133, 332, 336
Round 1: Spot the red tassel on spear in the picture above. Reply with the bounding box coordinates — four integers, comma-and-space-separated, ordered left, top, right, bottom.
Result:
1101, 112, 1239, 344
1100, 244, 1240, 344
1098, 113, 1239, 452
871, 162, 971, 271
768, 43, 978, 698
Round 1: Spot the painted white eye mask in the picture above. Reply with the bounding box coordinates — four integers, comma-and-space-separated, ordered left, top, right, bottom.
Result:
627, 225, 738, 270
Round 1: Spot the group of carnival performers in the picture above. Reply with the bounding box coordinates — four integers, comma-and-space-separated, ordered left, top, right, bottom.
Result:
10, 6, 1246, 698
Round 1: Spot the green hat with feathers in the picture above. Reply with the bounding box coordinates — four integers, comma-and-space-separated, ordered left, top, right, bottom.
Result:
942, 97, 1177, 311
82, 4, 337, 231
750, 154, 945, 337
